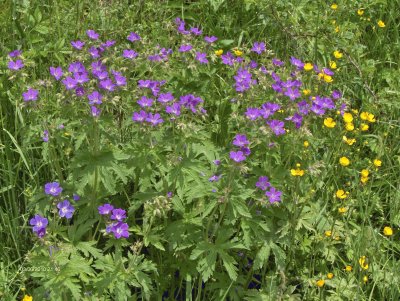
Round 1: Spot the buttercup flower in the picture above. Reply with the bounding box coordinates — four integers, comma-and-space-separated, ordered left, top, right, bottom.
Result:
327, 273, 334, 279
345, 265, 352, 272
215, 49, 223, 56
336, 189, 348, 199
359, 256, 369, 270
303, 63, 313, 71
357, 9, 364, 16
316, 279, 325, 287
22, 295, 33, 301
373, 159, 382, 167
331, 3, 338, 10
333, 50, 343, 59
343, 136, 356, 145
377, 20, 385, 28
339, 156, 350, 167
383, 226, 393, 236
324, 117, 336, 128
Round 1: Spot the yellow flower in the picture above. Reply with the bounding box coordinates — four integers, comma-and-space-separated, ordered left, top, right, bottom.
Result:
324, 117, 336, 128
327, 273, 334, 279
291, 168, 305, 176
233, 49, 243, 56
338, 207, 348, 214
318, 72, 324, 79
345, 265, 353, 272
360, 123, 369, 131
22, 295, 33, 301
373, 159, 382, 167
335, 26, 340, 33
360, 112, 369, 120
359, 256, 369, 270
345, 123, 355, 131
343, 136, 356, 145
334, 50, 343, 59
215, 49, 223, 56
360, 176, 369, 184
367, 113, 376, 123
343, 112, 353, 123
363, 275, 368, 283
316, 279, 325, 287
323, 74, 333, 83
334, 235, 340, 241
331, 3, 338, 10
377, 20, 385, 28
303, 89, 311, 95
360, 169, 369, 178
325, 230, 332, 237
339, 156, 350, 167
336, 189, 348, 199
383, 226, 393, 236
352, 109, 359, 114
303, 141, 309, 148
304, 62, 314, 71
357, 9, 364, 16
329, 61, 337, 69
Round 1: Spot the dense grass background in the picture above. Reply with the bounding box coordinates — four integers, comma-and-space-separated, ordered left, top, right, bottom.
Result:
1, 0, 399, 300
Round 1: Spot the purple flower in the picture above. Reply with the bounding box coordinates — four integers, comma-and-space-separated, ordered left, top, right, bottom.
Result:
322, 68, 334, 76
267, 120, 286, 136
91, 61, 107, 73
165, 103, 181, 116
127, 32, 141, 42
260, 102, 280, 119
98, 203, 114, 215
57, 200, 75, 219
86, 29, 99, 40
30, 214, 48, 238
310, 104, 325, 115
44, 182, 62, 196
22, 88, 39, 102
251, 42, 266, 54
88, 91, 103, 105
132, 110, 148, 122
204, 36, 218, 43
245, 108, 260, 120
75, 86, 85, 97
99, 79, 115, 92
71, 40, 85, 50
233, 134, 249, 147
290, 56, 304, 69
241, 147, 251, 156
256, 176, 270, 190
42, 130, 49, 142
111, 222, 129, 239
190, 27, 202, 35
112, 71, 127, 86
213, 160, 221, 165
137, 96, 154, 108
122, 49, 138, 59
272, 58, 284, 66
178, 44, 193, 52
157, 92, 174, 104
49, 66, 63, 80
284, 87, 301, 101
248, 60, 258, 69
195, 52, 208, 64
146, 113, 164, 125
265, 187, 282, 203
297, 100, 310, 115
93, 70, 108, 80
91, 106, 101, 117
111, 209, 126, 221
230, 151, 246, 162
209, 174, 221, 182
8, 60, 24, 70
88, 46, 101, 58
221, 52, 235, 66
102, 40, 116, 48
74, 72, 89, 85
62, 77, 77, 90
68, 61, 86, 74
286, 113, 303, 128
331, 90, 342, 99
73, 194, 80, 201
9, 50, 22, 57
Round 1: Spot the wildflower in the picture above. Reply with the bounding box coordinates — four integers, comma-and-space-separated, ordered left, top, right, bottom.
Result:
327, 273, 334, 279
179, 44, 193, 52
324, 117, 336, 128
345, 123, 355, 131
110, 222, 129, 238
91, 106, 101, 117
338, 207, 348, 214
87, 91, 103, 105
323, 74, 333, 83
267, 120, 285, 136
333, 50, 343, 59
99, 79, 115, 92
245, 108, 260, 120
22, 88, 39, 102
383, 226, 393, 236
42, 130, 49, 142
209, 175, 221, 182
256, 176, 271, 190
233, 49, 243, 56
146, 113, 164, 125
111, 209, 126, 221
345, 265, 352, 272
373, 159, 382, 167
363, 276, 368, 283
339, 157, 350, 167
303, 89, 311, 95
265, 187, 282, 203
325, 230, 332, 237
126, 32, 141, 43
360, 123, 369, 131
215, 49, 223, 56
291, 168, 305, 176
158, 92, 174, 103
86, 29, 99, 40
72, 194, 80, 201
357, 9, 364, 16
329, 61, 337, 69
360, 169, 369, 178
359, 256, 369, 270
343, 113, 353, 123
303, 63, 313, 71
8, 59, 24, 70
331, 3, 338, 10
122, 49, 138, 59
137, 96, 154, 108
8, 50, 22, 57
190, 27, 202, 35
233, 134, 250, 147
165, 103, 181, 116
195, 52, 208, 64
62, 77, 77, 90
29, 214, 48, 238
57, 200, 75, 219
98, 204, 114, 215
49, 66, 63, 80
331, 90, 342, 99
22, 295, 33, 301
336, 189, 348, 199
204, 36, 218, 43
251, 42, 266, 54
316, 279, 325, 287
44, 182, 62, 196
230, 151, 246, 162
71, 40, 85, 50
377, 20, 385, 28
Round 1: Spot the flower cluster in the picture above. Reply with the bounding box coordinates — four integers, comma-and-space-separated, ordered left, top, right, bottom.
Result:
98, 204, 129, 239
229, 134, 251, 162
